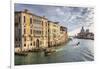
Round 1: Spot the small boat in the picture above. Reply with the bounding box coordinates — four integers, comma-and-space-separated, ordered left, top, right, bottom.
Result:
44, 48, 56, 56
44, 52, 52, 56
76, 42, 80, 46
15, 52, 28, 56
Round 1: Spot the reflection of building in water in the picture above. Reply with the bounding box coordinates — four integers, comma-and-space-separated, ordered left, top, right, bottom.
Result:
15, 9, 68, 52
76, 26, 94, 40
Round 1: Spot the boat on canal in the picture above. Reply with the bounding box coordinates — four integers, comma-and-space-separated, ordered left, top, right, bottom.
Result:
44, 48, 56, 56
15, 52, 28, 56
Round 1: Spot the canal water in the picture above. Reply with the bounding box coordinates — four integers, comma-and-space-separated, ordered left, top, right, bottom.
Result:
15, 38, 94, 65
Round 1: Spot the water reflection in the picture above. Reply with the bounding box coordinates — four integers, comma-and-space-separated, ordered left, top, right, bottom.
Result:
15, 38, 94, 65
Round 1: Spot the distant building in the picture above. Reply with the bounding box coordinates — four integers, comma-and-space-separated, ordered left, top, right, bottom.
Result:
76, 26, 94, 40
15, 9, 68, 52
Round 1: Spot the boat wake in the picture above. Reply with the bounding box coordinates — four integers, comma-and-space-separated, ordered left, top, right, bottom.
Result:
56, 48, 64, 52
81, 49, 94, 61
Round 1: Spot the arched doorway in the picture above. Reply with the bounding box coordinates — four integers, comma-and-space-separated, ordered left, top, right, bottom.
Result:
36, 39, 39, 48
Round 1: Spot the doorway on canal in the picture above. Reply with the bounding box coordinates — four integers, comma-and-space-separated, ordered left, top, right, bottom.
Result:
36, 39, 39, 48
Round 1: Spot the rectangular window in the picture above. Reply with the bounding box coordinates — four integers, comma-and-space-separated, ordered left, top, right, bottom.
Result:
30, 37, 32, 41
34, 30, 41, 34
46, 22, 47, 26
30, 43, 32, 46
24, 16, 26, 23
19, 16, 20, 23
24, 44, 26, 47
19, 38, 20, 41
24, 29, 26, 34
19, 45, 20, 47
30, 29, 32, 34
15, 38, 17, 41
19, 29, 21, 36
42, 21, 43, 26
30, 18, 32, 24
34, 42, 35, 46
24, 37, 26, 41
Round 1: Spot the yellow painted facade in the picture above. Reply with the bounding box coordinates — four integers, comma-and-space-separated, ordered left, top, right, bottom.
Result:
48, 21, 60, 47
15, 9, 68, 52
22, 12, 31, 51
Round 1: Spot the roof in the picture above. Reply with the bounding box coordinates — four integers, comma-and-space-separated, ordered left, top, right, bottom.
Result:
15, 9, 48, 20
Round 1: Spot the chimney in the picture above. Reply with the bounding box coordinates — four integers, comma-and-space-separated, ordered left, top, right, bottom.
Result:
24, 9, 28, 13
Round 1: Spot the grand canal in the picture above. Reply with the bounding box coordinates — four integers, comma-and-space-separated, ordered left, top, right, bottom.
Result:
15, 38, 94, 65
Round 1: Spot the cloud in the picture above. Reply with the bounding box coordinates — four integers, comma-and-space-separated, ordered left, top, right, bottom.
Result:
15, 4, 94, 36
68, 27, 81, 36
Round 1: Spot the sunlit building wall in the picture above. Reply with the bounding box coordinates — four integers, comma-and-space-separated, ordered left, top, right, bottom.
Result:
15, 9, 68, 52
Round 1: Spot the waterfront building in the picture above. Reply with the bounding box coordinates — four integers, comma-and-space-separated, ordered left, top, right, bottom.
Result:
15, 9, 34, 52
15, 9, 68, 52
41, 16, 49, 49
48, 21, 60, 47
76, 26, 94, 40
59, 26, 68, 44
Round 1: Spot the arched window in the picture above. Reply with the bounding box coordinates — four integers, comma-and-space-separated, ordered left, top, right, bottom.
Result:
36, 39, 39, 48
34, 41, 35, 46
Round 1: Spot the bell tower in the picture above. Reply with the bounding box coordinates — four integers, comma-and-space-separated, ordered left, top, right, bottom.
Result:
81, 26, 85, 33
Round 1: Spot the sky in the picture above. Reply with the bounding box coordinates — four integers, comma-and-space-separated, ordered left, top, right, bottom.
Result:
15, 3, 94, 36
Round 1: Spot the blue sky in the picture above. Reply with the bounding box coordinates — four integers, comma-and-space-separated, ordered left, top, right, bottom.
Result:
15, 3, 94, 36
